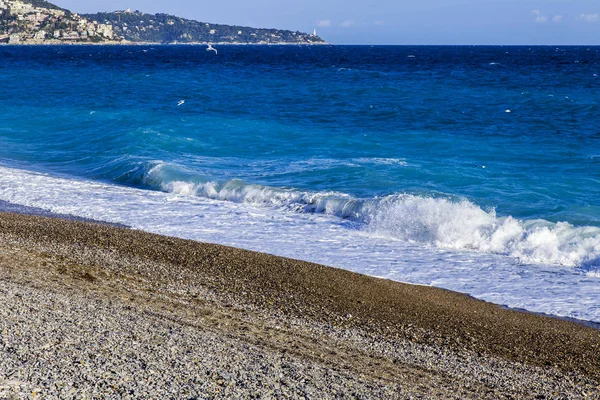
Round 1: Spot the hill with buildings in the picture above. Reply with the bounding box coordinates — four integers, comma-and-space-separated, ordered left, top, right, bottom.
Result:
0, 1, 326, 45
0, 0, 118, 44
83, 9, 325, 44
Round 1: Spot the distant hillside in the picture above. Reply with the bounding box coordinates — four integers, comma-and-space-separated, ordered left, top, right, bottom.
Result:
0, 0, 119, 44
82, 10, 326, 44
0, 1, 326, 45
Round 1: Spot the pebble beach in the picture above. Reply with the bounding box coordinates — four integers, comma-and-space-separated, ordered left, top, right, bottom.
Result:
0, 212, 599, 399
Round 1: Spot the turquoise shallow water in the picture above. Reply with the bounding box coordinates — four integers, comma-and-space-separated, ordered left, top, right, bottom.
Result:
1, 45, 599, 321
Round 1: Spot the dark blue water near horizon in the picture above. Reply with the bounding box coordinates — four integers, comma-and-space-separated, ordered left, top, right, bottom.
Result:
1, 45, 600, 320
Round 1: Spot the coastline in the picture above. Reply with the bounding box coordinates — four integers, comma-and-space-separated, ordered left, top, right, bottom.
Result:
1, 211, 599, 398
0, 41, 329, 46
3, 198, 598, 329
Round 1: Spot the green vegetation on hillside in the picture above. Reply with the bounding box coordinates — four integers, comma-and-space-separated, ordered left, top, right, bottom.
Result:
25, 0, 66, 11
82, 10, 325, 44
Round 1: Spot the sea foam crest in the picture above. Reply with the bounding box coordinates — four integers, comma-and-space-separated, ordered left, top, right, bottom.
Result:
146, 163, 600, 268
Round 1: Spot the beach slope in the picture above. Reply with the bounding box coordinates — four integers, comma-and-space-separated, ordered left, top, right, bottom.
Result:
0, 212, 598, 398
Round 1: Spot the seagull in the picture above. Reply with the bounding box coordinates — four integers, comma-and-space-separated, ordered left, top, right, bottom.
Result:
206, 44, 217, 54
177, 100, 185, 107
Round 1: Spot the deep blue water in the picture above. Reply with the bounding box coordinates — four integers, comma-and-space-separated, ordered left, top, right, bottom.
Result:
1, 45, 599, 320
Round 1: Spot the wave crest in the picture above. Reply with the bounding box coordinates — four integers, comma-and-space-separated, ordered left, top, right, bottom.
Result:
146, 163, 600, 268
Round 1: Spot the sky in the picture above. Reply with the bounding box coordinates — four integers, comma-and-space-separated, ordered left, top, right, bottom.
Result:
54, 0, 600, 45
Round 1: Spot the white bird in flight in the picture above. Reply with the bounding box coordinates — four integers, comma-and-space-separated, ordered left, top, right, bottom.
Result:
177, 100, 185, 107
206, 44, 217, 54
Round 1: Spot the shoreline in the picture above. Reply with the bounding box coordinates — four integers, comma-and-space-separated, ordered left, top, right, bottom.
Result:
2, 198, 598, 331
0, 41, 329, 46
1, 211, 599, 397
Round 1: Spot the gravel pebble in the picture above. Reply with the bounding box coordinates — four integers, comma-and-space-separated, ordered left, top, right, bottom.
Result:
0, 212, 599, 399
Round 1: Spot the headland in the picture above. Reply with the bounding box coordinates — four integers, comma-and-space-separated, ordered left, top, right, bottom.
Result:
0, 0, 326, 45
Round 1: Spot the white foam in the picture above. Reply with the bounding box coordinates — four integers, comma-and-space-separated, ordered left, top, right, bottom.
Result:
352, 157, 408, 166
366, 197, 600, 268
1, 165, 599, 322
145, 163, 600, 269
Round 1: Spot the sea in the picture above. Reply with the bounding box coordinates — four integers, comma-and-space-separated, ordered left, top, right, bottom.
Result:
0, 45, 599, 323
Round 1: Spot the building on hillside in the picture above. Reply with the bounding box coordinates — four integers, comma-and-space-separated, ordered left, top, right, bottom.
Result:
8, 1, 34, 16
62, 31, 79, 40
97, 24, 114, 39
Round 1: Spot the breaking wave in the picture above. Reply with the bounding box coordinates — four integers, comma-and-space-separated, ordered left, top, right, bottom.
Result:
141, 162, 600, 268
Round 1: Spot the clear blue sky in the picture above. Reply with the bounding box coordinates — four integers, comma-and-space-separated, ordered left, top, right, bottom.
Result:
55, 0, 600, 45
